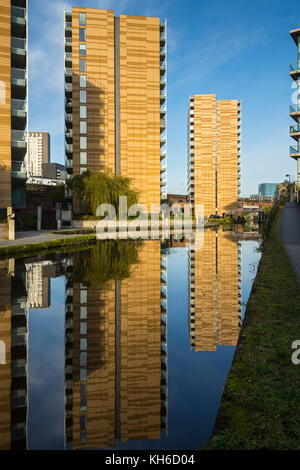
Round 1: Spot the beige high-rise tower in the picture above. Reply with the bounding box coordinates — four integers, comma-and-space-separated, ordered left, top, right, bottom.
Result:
64, 8, 167, 213
0, 0, 28, 220
188, 95, 241, 218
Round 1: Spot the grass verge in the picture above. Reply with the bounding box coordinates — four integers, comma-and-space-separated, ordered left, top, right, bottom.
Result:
208, 208, 300, 450
0, 235, 96, 260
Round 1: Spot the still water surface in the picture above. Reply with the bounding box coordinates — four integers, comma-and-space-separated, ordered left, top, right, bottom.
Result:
0, 228, 261, 450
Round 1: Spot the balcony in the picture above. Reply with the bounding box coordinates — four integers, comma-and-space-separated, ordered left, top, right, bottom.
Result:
290, 125, 300, 139
11, 67, 26, 87
12, 130, 27, 149
11, 99, 26, 119
65, 67, 72, 77
11, 37, 26, 69
65, 83, 72, 97
160, 92, 166, 103
160, 64, 166, 76
65, 144, 73, 154
160, 164, 167, 173
160, 135, 166, 146
160, 119, 166, 130
290, 62, 300, 80
65, 22, 72, 38
11, 5, 26, 23
65, 52, 72, 68
160, 47, 166, 58
65, 129, 73, 143
65, 99, 72, 112
12, 161, 27, 180
160, 105, 166, 117
65, 37, 72, 52
290, 145, 300, 159
160, 32, 166, 44
290, 104, 300, 121
11, 6, 26, 37
160, 149, 167, 160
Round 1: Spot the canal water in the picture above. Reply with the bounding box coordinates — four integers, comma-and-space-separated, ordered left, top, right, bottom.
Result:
0, 228, 261, 450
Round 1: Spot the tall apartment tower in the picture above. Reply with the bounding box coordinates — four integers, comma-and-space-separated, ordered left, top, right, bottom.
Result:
64, 8, 167, 213
188, 95, 241, 218
0, 0, 28, 214
27, 132, 50, 178
289, 28, 300, 195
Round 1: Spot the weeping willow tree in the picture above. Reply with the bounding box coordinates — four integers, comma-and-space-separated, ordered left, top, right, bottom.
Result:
68, 169, 139, 216
72, 240, 141, 287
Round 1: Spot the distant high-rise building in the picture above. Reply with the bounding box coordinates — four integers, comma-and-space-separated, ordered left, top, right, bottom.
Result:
187, 95, 241, 218
258, 183, 278, 198
25, 261, 53, 309
289, 27, 300, 195
27, 132, 50, 178
64, 8, 167, 213
42, 162, 67, 182
0, 0, 28, 214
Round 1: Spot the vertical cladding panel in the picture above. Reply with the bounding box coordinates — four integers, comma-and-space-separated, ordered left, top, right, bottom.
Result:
120, 241, 161, 442
0, 0, 11, 208
194, 230, 217, 351
71, 271, 116, 449
193, 95, 216, 218
217, 231, 239, 346
217, 100, 239, 215
72, 8, 115, 179
120, 16, 161, 213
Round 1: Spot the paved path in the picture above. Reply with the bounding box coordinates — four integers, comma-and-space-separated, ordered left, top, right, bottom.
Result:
0, 230, 90, 248
281, 202, 300, 284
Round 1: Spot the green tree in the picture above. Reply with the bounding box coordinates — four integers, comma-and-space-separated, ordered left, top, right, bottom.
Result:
68, 169, 139, 216
72, 240, 141, 287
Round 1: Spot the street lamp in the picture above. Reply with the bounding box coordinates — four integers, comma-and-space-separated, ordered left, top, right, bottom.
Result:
286, 174, 291, 183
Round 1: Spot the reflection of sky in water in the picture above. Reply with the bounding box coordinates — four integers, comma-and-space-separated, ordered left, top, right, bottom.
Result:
28, 277, 65, 450
23, 239, 261, 450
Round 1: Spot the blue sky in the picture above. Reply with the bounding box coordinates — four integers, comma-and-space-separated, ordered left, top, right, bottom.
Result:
28, 0, 300, 196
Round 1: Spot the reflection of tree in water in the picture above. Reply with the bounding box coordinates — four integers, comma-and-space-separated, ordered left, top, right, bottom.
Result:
72, 240, 141, 287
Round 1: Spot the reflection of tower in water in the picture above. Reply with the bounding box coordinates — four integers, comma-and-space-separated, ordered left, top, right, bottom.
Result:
0, 260, 28, 450
189, 230, 242, 351
64, 241, 168, 449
